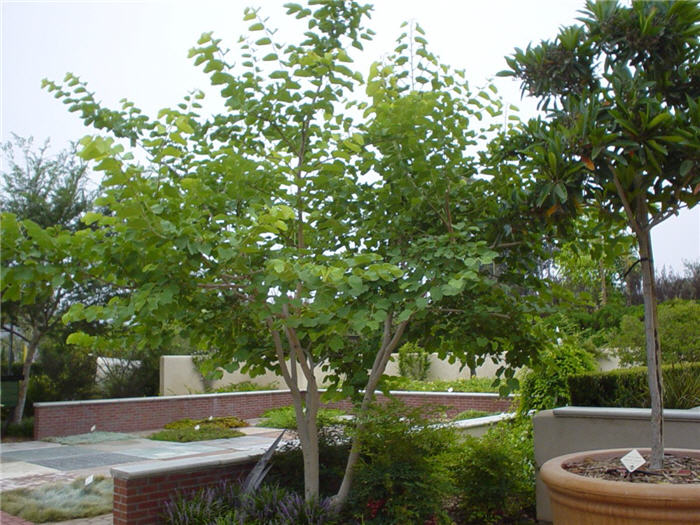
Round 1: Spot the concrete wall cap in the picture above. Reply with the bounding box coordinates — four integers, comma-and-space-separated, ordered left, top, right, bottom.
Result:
552, 406, 700, 421
111, 450, 263, 480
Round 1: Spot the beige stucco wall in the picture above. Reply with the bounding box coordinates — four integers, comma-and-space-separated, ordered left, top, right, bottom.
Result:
534, 407, 700, 523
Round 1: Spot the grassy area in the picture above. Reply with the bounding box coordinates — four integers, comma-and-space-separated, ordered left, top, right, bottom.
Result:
149, 416, 248, 442
0, 476, 112, 523
257, 405, 347, 429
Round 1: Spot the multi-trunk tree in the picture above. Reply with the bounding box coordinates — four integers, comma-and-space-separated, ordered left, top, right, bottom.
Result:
47, 1, 547, 505
500, 0, 700, 468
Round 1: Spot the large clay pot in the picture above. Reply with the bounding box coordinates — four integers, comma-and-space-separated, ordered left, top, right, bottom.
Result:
540, 448, 700, 524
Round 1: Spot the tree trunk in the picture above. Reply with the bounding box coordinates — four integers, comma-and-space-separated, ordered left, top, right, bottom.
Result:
599, 259, 607, 306
332, 317, 407, 509
637, 227, 664, 470
12, 338, 39, 424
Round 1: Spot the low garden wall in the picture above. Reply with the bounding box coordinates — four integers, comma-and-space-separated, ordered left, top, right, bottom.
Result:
33, 390, 514, 439
112, 451, 258, 525
533, 406, 700, 523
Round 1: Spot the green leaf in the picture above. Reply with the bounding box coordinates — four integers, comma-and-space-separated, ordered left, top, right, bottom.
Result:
249, 22, 264, 31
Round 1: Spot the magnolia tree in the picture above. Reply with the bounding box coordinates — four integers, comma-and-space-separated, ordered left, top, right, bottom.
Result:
47, 1, 545, 505
500, 0, 700, 468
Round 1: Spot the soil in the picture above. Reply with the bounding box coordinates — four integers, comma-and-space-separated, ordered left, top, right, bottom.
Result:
563, 452, 700, 484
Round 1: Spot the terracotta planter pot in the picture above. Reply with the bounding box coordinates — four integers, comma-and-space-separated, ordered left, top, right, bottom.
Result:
540, 448, 700, 525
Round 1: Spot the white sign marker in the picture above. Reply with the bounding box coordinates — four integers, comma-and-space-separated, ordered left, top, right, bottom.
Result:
194, 424, 200, 430
85, 474, 94, 486
90, 425, 96, 432
621, 449, 646, 473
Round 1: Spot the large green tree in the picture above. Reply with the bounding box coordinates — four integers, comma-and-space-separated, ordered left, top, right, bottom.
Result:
501, 0, 700, 468
1, 136, 95, 423
47, 1, 545, 505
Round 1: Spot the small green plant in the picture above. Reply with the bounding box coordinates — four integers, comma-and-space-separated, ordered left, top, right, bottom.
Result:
449, 417, 535, 524
397, 341, 431, 381
0, 476, 113, 523
349, 401, 456, 524
257, 405, 346, 430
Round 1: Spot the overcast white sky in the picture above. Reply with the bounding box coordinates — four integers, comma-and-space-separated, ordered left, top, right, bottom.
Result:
1, 0, 698, 272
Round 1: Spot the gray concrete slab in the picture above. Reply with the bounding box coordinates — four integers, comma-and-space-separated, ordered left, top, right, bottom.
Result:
1, 446, 89, 463
30, 451, 148, 471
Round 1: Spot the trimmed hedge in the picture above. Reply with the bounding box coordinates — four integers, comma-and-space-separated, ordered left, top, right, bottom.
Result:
568, 362, 700, 409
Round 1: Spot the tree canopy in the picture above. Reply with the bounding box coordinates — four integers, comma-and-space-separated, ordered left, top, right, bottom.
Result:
45, 0, 553, 504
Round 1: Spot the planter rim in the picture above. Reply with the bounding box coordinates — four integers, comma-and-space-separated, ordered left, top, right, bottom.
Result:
541, 448, 700, 503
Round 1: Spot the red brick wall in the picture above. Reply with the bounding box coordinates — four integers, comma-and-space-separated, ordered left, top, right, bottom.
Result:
113, 459, 254, 525
34, 391, 514, 439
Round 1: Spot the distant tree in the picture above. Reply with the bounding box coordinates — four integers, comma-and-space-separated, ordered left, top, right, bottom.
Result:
501, 0, 700, 467
1, 136, 95, 423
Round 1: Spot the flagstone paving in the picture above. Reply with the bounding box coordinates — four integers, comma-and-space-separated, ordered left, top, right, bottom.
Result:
0, 425, 287, 524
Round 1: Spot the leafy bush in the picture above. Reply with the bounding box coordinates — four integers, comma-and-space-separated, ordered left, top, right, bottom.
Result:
348, 401, 456, 524
569, 362, 700, 409
257, 406, 346, 430
610, 299, 700, 366
397, 342, 431, 381
449, 417, 535, 524
519, 339, 596, 413
381, 375, 499, 393
267, 426, 350, 498
163, 481, 337, 525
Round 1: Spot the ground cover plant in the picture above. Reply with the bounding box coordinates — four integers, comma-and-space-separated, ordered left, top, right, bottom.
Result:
209, 380, 279, 393
258, 406, 347, 430
150, 416, 247, 442
0, 476, 112, 523
451, 409, 494, 421
45, 431, 134, 445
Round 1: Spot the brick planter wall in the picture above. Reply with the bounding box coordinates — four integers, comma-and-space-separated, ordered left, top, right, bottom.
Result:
112, 453, 257, 525
33, 390, 514, 439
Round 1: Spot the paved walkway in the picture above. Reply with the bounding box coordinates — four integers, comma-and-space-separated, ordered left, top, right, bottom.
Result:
0, 425, 287, 524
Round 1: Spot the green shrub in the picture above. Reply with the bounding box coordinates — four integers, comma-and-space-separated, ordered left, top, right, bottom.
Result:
257, 405, 346, 430
610, 299, 700, 366
381, 375, 499, 393
349, 401, 456, 524
519, 339, 596, 413
569, 362, 700, 409
449, 417, 535, 524
210, 380, 278, 393
397, 341, 431, 381
0, 417, 34, 439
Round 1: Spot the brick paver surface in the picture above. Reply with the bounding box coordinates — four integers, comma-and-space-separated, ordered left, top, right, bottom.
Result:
0, 510, 34, 524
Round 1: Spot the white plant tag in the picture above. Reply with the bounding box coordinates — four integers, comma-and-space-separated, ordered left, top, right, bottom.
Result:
621, 449, 646, 473
90, 425, 96, 432
194, 424, 200, 430
85, 474, 94, 486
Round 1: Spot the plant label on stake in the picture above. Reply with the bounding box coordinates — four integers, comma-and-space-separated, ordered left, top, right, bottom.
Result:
621, 449, 646, 473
